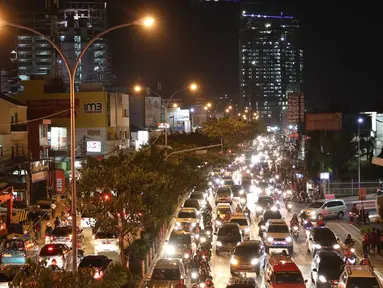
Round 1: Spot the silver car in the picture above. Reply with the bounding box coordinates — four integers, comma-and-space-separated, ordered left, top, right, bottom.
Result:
302, 199, 347, 220
146, 258, 186, 287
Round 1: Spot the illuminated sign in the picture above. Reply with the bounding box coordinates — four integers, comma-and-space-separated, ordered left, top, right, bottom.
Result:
84, 102, 103, 114
86, 141, 102, 152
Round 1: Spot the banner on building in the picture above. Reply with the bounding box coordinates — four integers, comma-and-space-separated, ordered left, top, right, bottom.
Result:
305, 113, 342, 131
287, 92, 304, 124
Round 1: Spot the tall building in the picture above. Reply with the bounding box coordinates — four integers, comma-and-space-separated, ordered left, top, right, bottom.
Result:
15, 0, 112, 89
239, 11, 303, 125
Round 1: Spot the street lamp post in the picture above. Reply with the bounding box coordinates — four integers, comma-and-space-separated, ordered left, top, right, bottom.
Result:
1, 16, 155, 273
358, 117, 364, 188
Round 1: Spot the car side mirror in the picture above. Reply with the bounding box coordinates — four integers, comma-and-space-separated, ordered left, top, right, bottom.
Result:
304, 279, 308, 283
214, 232, 217, 235
309, 238, 313, 241
312, 268, 317, 272
267, 280, 271, 283
336, 237, 340, 241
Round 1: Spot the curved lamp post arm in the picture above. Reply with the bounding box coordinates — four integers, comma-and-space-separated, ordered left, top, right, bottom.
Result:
73, 22, 137, 75
4, 22, 73, 79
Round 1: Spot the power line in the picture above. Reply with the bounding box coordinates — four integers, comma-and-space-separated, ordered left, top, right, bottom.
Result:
0, 109, 71, 128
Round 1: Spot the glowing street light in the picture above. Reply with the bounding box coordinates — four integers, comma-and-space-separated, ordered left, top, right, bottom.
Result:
207, 103, 212, 108
225, 109, 229, 113
204, 106, 208, 111
190, 83, 198, 91
238, 113, 241, 116
134, 85, 142, 92
141, 17, 155, 27
228, 105, 232, 110
173, 103, 178, 108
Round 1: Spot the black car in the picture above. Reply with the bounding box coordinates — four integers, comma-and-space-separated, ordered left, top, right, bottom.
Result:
183, 199, 201, 211
232, 185, 244, 197
189, 191, 206, 206
307, 227, 340, 256
255, 196, 274, 216
216, 223, 242, 255
226, 277, 258, 288
311, 251, 343, 287
79, 255, 112, 280
230, 240, 265, 275
263, 209, 282, 222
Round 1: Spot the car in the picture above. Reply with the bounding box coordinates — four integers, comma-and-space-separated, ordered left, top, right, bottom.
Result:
216, 223, 243, 255
0, 268, 15, 288
306, 227, 340, 256
189, 191, 207, 207
338, 265, 383, 288
241, 176, 253, 192
255, 196, 274, 216
264, 254, 306, 288
1, 237, 39, 265
165, 230, 192, 259
183, 199, 201, 211
263, 208, 283, 222
147, 258, 186, 287
39, 244, 72, 269
232, 185, 245, 197
80, 212, 96, 229
78, 255, 112, 280
302, 199, 347, 220
215, 186, 233, 205
215, 203, 233, 228
263, 219, 293, 254
92, 230, 120, 254
311, 251, 343, 287
230, 240, 265, 276
175, 208, 199, 231
229, 212, 250, 240
48, 226, 85, 249
226, 277, 258, 288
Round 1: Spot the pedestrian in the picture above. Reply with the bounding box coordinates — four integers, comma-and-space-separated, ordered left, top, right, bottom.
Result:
45, 222, 53, 237
34, 222, 41, 240
50, 201, 56, 218
54, 217, 60, 229
377, 229, 383, 254
362, 231, 369, 256
370, 228, 377, 253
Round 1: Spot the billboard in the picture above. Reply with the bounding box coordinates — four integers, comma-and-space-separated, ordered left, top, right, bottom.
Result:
26, 99, 79, 118
305, 113, 342, 131
87, 141, 102, 152
288, 92, 304, 124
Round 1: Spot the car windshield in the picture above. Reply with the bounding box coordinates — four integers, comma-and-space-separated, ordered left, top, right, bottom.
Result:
230, 218, 248, 226
264, 211, 282, 221
242, 178, 251, 184
52, 227, 71, 236
169, 233, 191, 245
309, 202, 324, 208
3, 239, 25, 251
227, 285, 255, 288
184, 200, 199, 208
79, 257, 104, 268
217, 188, 231, 196
217, 207, 231, 215
346, 278, 380, 288
178, 212, 196, 218
224, 180, 234, 186
313, 229, 336, 244
274, 271, 304, 284
190, 193, 203, 200
95, 232, 116, 239
268, 225, 289, 233
218, 226, 241, 237
318, 257, 344, 273
151, 268, 180, 280
40, 246, 64, 256
235, 245, 262, 257
259, 182, 268, 189
258, 197, 273, 206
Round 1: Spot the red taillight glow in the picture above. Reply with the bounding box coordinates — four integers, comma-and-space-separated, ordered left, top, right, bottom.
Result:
48, 247, 54, 251
93, 269, 104, 280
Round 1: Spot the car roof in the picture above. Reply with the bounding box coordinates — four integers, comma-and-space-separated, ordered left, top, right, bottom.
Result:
227, 277, 257, 286
312, 199, 344, 204
221, 222, 240, 228
179, 207, 197, 212
268, 256, 300, 272
155, 258, 181, 269
316, 250, 341, 258
345, 265, 377, 278
237, 240, 262, 247
231, 212, 247, 218
267, 219, 286, 225
217, 203, 231, 208
170, 230, 191, 236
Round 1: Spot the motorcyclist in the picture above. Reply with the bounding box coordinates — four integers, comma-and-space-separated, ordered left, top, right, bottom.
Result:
236, 204, 242, 213
199, 259, 211, 276
290, 214, 299, 226
351, 203, 358, 214
360, 255, 372, 267
258, 216, 266, 237
281, 249, 288, 257
190, 255, 200, 270
175, 279, 187, 288
316, 215, 326, 227
344, 234, 355, 247
205, 202, 212, 212
50, 259, 60, 271
299, 210, 308, 225
243, 205, 250, 217
303, 219, 313, 230
193, 224, 202, 235
205, 276, 215, 288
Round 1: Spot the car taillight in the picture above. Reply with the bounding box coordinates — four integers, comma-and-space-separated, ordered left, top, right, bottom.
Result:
67, 234, 72, 240
94, 269, 104, 279
52, 237, 56, 241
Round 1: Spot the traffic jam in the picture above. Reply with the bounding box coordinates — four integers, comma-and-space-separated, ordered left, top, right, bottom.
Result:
143, 134, 382, 288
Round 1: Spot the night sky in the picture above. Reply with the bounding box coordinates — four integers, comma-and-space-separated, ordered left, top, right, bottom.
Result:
0, 0, 381, 112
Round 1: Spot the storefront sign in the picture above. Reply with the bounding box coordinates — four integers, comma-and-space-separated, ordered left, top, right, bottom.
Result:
87, 141, 102, 152
57, 178, 63, 192
84, 102, 103, 114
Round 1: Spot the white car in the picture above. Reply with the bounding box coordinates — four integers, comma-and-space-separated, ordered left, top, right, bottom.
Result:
39, 244, 72, 269
301, 199, 347, 220
80, 213, 96, 228
175, 208, 199, 231
263, 219, 293, 255
92, 230, 120, 254
229, 212, 250, 240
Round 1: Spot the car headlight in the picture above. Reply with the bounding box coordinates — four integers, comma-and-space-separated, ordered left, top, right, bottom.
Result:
261, 225, 266, 230
184, 253, 190, 259
286, 237, 292, 242
314, 244, 321, 249
216, 241, 222, 247
251, 258, 259, 265
230, 258, 238, 265
334, 244, 340, 249
276, 200, 280, 204
216, 220, 222, 225
310, 211, 316, 215
195, 234, 200, 239
239, 190, 244, 195
208, 182, 212, 186
318, 275, 327, 283
166, 245, 175, 255
267, 236, 274, 242
311, 215, 317, 219
256, 206, 263, 212
293, 226, 298, 231
206, 230, 211, 235
191, 222, 197, 227
191, 271, 198, 279
215, 178, 220, 184
200, 283, 206, 288
176, 222, 181, 227
200, 237, 206, 243
240, 198, 246, 204
351, 248, 355, 253
287, 203, 292, 209
244, 227, 250, 233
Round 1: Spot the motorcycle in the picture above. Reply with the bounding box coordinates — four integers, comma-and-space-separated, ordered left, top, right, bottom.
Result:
286, 201, 292, 213
291, 225, 299, 240
349, 211, 357, 222
190, 268, 200, 284
344, 247, 357, 265
239, 196, 247, 208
